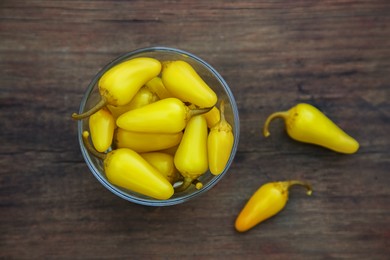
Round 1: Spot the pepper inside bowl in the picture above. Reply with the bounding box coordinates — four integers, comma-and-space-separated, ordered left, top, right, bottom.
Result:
73, 46, 240, 206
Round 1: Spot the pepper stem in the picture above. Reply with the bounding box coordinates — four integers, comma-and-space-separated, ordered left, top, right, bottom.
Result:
174, 177, 203, 192
285, 180, 313, 196
82, 131, 107, 160
72, 98, 107, 120
174, 177, 193, 192
219, 100, 226, 123
263, 111, 289, 137
188, 106, 213, 117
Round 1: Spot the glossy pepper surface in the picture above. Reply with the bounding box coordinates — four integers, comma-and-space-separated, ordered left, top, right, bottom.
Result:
204, 106, 221, 128
116, 97, 210, 133
235, 181, 312, 232
115, 128, 183, 153
107, 86, 158, 119
207, 101, 234, 175
72, 57, 161, 119
98, 57, 161, 106
263, 103, 359, 154
83, 131, 174, 200
140, 152, 181, 184
89, 108, 115, 152
174, 115, 209, 191
162, 60, 217, 108
145, 77, 173, 99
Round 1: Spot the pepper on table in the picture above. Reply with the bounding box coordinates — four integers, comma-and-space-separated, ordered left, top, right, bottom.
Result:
235, 180, 312, 232
263, 103, 359, 154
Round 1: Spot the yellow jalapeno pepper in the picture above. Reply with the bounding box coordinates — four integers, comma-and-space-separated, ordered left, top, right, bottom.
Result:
107, 86, 159, 119
140, 152, 182, 184
207, 101, 234, 175
204, 106, 221, 128
158, 144, 180, 156
235, 180, 312, 232
89, 108, 115, 152
161, 60, 217, 108
145, 77, 173, 99
174, 115, 209, 191
263, 103, 359, 154
82, 131, 174, 200
72, 57, 161, 119
115, 128, 183, 153
116, 97, 210, 134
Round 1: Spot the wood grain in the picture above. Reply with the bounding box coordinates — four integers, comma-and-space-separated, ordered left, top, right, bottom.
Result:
1, 1, 389, 259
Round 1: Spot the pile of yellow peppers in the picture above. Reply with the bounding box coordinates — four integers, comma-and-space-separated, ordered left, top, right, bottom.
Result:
73, 57, 234, 200
73, 54, 361, 234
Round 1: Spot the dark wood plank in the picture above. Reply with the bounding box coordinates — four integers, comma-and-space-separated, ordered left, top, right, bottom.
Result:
1, 0, 389, 259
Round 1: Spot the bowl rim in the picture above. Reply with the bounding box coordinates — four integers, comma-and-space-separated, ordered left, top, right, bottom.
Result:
77, 46, 240, 206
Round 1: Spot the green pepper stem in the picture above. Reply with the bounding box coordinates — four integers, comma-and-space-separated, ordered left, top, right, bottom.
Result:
263, 111, 289, 137
174, 177, 193, 192
286, 180, 313, 196
72, 98, 107, 120
82, 131, 107, 160
188, 107, 213, 117
219, 100, 226, 123
174, 177, 203, 192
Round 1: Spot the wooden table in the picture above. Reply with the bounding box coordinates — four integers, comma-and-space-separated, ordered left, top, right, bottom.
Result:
1, 1, 389, 259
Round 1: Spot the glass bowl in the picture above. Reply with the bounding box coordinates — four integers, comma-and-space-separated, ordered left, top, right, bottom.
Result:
76, 46, 240, 206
